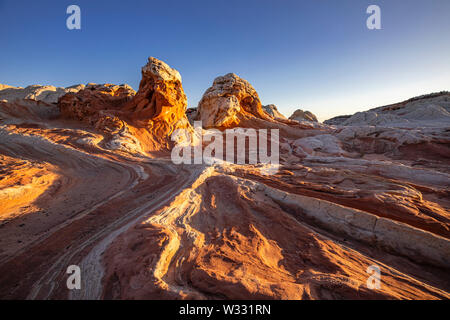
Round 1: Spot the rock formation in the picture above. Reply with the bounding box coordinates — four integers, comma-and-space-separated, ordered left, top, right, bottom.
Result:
0, 84, 14, 91
56, 57, 192, 151
289, 109, 318, 122
122, 57, 192, 150
323, 114, 351, 126
263, 104, 287, 120
193, 73, 323, 142
123, 57, 190, 133
325, 91, 450, 127
0, 84, 85, 104
195, 73, 270, 128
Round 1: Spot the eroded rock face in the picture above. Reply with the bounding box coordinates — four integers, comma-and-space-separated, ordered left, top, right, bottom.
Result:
56, 57, 192, 151
58, 83, 136, 128
101, 169, 450, 300
195, 73, 269, 128
0, 99, 60, 123
289, 109, 318, 122
263, 104, 287, 120
124, 57, 189, 132
323, 115, 351, 126
0, 84, 14, 91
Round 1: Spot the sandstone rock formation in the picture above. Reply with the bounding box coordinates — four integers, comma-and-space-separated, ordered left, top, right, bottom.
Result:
0, 84, 85, 104
289, 109, 318, 122
0, 99, 60, 124
185, 107, 197, 124
323, 114, 351, 126
121, 57, 192, 151
59, 83, 136, 126
124, 57, 189, 130
0, 154, 58, 224
56, 57, 192, 152
0, 84, 14, 91
195, 73, 270, 128
263, 104, 287, 120
325, 91, 450, 127
193, 73, 323, 143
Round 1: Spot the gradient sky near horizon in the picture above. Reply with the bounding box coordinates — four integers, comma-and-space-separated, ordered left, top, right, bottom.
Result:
1, 0, 449, 121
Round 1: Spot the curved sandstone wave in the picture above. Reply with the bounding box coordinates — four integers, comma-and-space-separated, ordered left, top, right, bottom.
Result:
100, 170, 449, 299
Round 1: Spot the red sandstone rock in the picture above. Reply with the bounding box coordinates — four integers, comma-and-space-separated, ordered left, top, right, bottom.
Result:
58, 83, 135, 127
57, 58, 192, 151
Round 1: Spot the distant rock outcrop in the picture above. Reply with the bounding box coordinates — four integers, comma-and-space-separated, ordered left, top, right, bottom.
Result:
323, 115, 351, 126
0, 84, 14, 91
195, 73, 269, 128
262, 104, 287, 120
289, 109, 318, 122
185, 107, 197, 124
326, 92, 450, 127
0, 84, 85, 104
59, 83, 136, 127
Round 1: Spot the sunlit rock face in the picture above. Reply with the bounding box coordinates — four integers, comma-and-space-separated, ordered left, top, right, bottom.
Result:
121, 57, 192, 150
97, 90, 450, 300
323, 115, 351, 126
320, 92, 450, 163
56, 57, 192, 152
101, 172, 450, 299
193, 73, 320, 141
124, 57, 190, 131
289, 109, 318, 122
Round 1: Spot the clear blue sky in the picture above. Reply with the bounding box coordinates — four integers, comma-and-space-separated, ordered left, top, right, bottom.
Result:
1, 0, 449, 121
